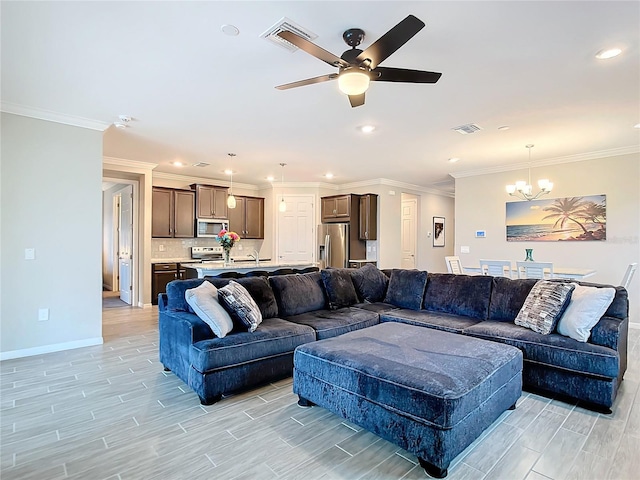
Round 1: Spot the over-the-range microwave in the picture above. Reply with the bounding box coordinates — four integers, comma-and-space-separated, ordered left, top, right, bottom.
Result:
196, 219, 229, 238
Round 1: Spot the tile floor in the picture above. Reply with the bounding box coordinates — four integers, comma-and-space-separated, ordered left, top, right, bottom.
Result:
1, 305, 639, 480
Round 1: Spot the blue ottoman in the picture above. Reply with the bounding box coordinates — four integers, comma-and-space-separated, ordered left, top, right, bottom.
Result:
293, 323, 523, 478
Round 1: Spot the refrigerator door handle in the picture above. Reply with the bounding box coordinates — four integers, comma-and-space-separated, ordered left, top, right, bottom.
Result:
325, 234, 331, 267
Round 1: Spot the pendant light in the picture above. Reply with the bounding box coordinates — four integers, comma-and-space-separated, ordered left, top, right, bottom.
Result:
506, 144, 553, 201
227, 153, 236, 209
278, 163, 287, 213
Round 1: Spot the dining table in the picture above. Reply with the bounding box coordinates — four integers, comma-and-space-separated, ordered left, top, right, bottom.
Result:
462, 265, 597, 281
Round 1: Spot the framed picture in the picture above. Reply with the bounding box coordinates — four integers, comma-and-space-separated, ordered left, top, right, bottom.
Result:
433, 216, 445, 247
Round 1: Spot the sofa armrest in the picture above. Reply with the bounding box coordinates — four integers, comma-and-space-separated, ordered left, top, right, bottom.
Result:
158, 293, 169, 312
590, 316, 627, 351
159, 309, 214, 384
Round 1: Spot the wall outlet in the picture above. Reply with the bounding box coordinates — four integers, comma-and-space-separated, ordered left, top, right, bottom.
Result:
38, 308, 49, 321
158, 244, 165, 252
25, 248, 35, 260
237, 244, 243, 250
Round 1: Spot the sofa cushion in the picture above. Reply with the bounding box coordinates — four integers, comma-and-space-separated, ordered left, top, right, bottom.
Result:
556, 285, 616, 342
184, 281, 234, 338
353, 302, 398, 314
383, 269, 428, 310
380, 309, 483, 334
284, 307, 379, 340
462, 321, 619, 379
269, 272, 327, 317
489, 277, 538, 322
218, 281, 263, 332
320, 268, 359, 309
423, 273, 493, 320
235, 276, 279, 319
515, 281, 575, 335
350, 264, 389, 303
190, 318, 316, 373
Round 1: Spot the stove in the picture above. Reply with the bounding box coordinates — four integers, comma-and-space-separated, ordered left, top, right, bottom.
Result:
191, 246, 224, 262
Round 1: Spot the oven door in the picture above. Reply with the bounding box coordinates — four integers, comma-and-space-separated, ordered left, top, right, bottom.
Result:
196, 219, 228, 237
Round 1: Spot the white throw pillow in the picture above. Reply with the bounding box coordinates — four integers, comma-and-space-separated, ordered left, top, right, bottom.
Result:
185, 281, 234, 338
556, 285, 616, 342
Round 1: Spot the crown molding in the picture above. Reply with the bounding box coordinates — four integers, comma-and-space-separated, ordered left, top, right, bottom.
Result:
103, 156, 158, 171
152, 171, 258, 191
339, 178, 454, 197
451, 146, 640, 179
1, 102, 111, 131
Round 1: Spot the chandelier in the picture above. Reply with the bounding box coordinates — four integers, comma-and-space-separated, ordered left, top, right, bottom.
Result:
506, 144, 553, 201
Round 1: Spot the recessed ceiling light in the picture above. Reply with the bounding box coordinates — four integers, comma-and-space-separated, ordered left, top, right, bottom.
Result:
634, 123, 640, 129
224, 169, 233, 175
324, 173, 334, 179
172, 161, 184, 167
113, 122, 127, 129
359, 125, 376, 134
448, 157, 460, 163
221, 24, 239, 36
497, 125, 510, 131
595, 48, 622, 59
266, 175, 275, 182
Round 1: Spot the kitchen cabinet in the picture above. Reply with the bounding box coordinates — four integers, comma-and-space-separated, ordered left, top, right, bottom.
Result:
191, 184, 228, 219
228, 195, 264, 239
358, 194, 378, 240
321, 194, 360, 223
152, 263, 186, 305
152, 187, 195, 238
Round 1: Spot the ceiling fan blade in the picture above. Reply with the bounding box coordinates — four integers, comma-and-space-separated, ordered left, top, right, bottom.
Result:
372, 66, 442, 83
277, 31, 349, 68
275, 73, 338, 90
355, 15, 425, 69
348, 93, 365, 108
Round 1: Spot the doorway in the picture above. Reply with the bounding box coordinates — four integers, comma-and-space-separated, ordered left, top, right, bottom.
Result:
401, 194, 418, 269
276, 194, 315, 263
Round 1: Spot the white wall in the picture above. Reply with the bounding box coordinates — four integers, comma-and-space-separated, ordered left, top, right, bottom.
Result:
455, 153, 640, 323
1, 113, 104, 358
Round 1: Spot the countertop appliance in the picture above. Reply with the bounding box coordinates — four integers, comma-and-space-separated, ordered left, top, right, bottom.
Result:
318, 223, 350, 269
191, 246, 223, 261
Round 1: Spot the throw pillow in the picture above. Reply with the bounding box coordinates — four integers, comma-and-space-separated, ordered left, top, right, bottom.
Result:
383, 269, 428, 310
557, 285, 616, 342
184, 281, 234, 338
218, 281, 263, 332
515, 281, 576, 335
320, 268, 359, 309
350, 263, 389, 303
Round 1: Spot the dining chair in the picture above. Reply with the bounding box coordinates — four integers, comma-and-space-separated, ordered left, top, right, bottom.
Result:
516, 261, 554, 279
479, 260, 513, 278
445, 256, 464, 274
621, 263, 637, 289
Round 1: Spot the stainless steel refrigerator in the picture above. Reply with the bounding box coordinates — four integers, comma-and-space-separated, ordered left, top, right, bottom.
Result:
317, 223, 349, 269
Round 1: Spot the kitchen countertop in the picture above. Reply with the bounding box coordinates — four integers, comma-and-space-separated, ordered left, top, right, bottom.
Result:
183, 261, 317, 278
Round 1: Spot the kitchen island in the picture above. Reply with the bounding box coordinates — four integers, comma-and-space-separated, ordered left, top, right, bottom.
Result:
183, 261, 317, 279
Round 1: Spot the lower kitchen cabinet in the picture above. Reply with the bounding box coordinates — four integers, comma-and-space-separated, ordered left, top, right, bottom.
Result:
152, 263, 186, 305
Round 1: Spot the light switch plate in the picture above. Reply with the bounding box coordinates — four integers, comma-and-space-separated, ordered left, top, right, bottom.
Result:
25, 248, 35, 260
38, 308, 49, 321
461, 246, 470, 254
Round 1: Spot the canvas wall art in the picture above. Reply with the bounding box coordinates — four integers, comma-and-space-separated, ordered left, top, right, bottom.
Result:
506, 195, 606, 242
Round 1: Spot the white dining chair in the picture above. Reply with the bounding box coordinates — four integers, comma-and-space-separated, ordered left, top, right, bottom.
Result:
621, 263, 637, 289
516, 261, 554, 279
445, 256, 465, 274
479, 260, 513, 278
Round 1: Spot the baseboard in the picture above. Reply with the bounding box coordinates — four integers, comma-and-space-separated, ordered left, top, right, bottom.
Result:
629, 322, 640, 330
0, 337, 104, 361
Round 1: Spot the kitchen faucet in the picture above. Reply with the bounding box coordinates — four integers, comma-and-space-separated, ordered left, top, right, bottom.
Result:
248, 249, 260, 266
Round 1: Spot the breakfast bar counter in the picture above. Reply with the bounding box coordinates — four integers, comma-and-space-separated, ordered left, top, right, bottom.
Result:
183, 261, 317, 278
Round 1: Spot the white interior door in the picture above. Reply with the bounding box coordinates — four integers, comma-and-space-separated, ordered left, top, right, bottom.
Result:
118, 185, 133, 304
277, 195, 314, 263
401, 197, 417, 269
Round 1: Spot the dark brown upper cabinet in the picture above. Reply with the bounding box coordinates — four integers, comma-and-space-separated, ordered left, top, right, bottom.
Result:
359, 194, 378, 240
191, 184, 228, 219
321, 194, 359, 223
152, 187, 195, 238
228, 196, 264, 239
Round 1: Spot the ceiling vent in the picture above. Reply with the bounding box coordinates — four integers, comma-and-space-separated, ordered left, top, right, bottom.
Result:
452, 123, 483, 135
260, 17, 318, 52
192, 162, 210, 168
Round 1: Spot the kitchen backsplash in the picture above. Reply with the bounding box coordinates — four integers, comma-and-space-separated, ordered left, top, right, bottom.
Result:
151, 238, 264, 260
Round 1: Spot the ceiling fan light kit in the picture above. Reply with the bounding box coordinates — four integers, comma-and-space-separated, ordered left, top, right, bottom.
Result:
275, 14, 441, 107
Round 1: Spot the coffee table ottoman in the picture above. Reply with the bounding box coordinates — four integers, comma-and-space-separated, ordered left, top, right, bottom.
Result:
293, 322, 523, 478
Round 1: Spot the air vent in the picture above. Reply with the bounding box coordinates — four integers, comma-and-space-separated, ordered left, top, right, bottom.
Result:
452, 123, 483, 135
192, 162, 210, 168
260, 17, 318, 52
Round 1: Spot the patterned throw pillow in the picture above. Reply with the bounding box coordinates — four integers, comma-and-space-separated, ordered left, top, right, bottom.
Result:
218, 281, 263, 332
515, 281, 576, 335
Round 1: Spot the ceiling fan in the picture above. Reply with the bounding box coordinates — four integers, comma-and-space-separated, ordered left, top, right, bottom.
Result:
275, 15, 442, 108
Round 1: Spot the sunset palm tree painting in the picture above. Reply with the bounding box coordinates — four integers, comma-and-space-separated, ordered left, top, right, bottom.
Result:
506, 195, 606, 241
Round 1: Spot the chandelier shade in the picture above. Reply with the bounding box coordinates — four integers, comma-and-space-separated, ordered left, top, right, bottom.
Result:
506, 145, 553, 201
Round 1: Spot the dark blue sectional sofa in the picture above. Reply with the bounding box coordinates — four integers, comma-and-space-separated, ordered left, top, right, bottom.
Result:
158, 268, 629, 411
